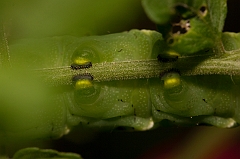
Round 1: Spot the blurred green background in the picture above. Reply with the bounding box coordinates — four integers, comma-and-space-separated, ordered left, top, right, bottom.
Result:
1, 0, 155, 42
1, 0, 240, 159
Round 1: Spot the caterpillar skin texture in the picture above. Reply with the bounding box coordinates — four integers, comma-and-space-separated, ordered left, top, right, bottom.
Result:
5, 30, 239, 141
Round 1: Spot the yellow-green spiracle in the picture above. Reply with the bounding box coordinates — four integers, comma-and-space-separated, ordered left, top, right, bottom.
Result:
75, 79, 93, 90
73, 75, 101, 105
161, 72, 181, 89
71, 57, 92, 70
72, 74, 93, 90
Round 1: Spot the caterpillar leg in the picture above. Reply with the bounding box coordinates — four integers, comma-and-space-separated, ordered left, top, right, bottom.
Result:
152, 108, 238, 128
84, 116, 154, 131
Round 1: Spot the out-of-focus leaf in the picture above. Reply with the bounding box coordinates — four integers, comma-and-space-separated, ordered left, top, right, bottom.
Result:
13, 147, 82, 159
2, 0, 143, 41
0, 67, 68, 142
141, 0, 174, 24
207, 0, 227, 33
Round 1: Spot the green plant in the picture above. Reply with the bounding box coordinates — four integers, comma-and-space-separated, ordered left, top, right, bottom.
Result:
1, 0, 240, 158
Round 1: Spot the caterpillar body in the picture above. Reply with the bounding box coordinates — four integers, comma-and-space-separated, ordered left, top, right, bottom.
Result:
1, 30, 240, 142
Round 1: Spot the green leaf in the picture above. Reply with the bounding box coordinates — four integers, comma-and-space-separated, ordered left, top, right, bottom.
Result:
142, 0, 227, 31
222, 32, 240, 51
13, 147, 82, 159
207, 0, 227, 33
141, 0, 174, 24
142, 0, 227, 55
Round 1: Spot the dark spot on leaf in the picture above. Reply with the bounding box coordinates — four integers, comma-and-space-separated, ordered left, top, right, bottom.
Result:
172, 15, 181, 23
200, 6, 207, 14
172, 25, 182, 34
180, 27, 187, 34
174, 3, 196, 19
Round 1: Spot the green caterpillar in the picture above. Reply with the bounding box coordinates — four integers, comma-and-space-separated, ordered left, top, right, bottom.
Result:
1, 29, 240, 143
1, 29, 162, 142
1, 0, 238, 158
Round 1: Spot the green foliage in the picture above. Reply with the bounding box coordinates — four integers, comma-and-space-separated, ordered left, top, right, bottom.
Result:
142, 0, 227, 55
13, 147, 82, 159
1, 0, 143, 41
222, 32, 240, 51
